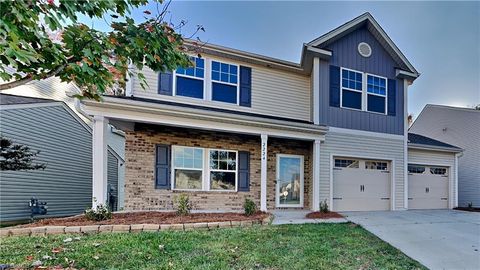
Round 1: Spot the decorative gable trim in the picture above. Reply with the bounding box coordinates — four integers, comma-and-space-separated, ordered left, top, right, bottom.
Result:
307, 12, 419, 78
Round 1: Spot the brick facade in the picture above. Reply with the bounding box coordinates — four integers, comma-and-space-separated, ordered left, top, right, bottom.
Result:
124, 124, 312, 211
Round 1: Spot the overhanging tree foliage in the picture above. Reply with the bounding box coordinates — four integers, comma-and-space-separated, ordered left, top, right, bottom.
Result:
0, 0, 200, 100
0, 136, 46, 171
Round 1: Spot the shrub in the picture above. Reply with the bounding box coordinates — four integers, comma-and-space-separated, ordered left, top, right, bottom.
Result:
175, 194, 191, 216
243, 198, 257, 216
319, 199, 329, 213
85, 204, 112, 221
468, 202, 473, 209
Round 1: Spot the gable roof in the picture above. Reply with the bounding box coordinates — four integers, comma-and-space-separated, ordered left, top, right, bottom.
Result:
408, 133, 462, 152
307, 12, 419, 78
0, 93, 58, 105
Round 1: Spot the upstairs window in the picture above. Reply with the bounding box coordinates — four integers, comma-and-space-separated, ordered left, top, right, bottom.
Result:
341, 69, 363, 110
211, 61, 238, 104
175, 57, 205, 99
367, 74, 387, 114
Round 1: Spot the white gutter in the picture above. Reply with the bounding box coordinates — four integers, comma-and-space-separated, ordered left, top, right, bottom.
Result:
408, 144, 463, 153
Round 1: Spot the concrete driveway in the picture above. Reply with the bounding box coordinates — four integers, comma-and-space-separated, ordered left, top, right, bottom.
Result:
343, 210, 480, 270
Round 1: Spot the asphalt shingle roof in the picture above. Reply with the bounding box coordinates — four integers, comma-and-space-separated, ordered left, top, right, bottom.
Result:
408, 133, 461, 150
0, 93, 55, 105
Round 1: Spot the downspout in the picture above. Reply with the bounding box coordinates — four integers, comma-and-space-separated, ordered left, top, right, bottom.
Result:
454, 152, 463, 207
403, 79, 409, 210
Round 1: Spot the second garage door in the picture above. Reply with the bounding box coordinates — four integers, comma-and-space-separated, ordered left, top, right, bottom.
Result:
333, 158, 391, 211
408, 165, 449, 209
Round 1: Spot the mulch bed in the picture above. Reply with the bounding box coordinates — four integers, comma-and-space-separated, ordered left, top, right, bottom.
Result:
306, 211, 344, 219
454, 207, 480, 212
18, 211, 269, 228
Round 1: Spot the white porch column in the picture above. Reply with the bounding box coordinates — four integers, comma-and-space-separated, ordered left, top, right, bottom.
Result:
260, 134, 268, 212
92, 115, 109, 208
312, 139, 321, 211
312, 57, 320, 125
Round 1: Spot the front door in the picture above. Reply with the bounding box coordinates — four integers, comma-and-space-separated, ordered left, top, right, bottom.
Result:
276, 154, 304, 208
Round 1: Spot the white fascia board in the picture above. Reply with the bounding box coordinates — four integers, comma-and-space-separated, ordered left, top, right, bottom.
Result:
308, 13, 418, 76
82, 100, 327, 141
408, 144, 463, 153
185, 40, 305, 74
396, 69, 419, 81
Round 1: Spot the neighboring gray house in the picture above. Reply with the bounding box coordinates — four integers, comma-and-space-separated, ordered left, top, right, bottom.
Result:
410, 104, 479, 207
0, 94, 123, 223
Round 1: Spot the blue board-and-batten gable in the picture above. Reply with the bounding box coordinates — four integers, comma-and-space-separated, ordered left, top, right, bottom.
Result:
317, 25, 405, 135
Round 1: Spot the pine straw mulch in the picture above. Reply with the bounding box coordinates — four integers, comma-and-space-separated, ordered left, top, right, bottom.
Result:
305, 211, 344, 219
18, 211, 270, 228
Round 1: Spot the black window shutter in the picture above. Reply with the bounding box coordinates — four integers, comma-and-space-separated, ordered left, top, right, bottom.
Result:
387, 79, 396, 116
239, 66, 252, 107
158, 71, 173, 95
237, 151, 250, 192
329, 65, 341, 107
155, 144, 171, 189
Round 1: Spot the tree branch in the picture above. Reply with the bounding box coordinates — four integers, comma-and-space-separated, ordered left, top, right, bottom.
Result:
0, 64, 66, 90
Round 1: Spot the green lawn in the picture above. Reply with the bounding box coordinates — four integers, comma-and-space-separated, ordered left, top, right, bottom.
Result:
1, 223, 425, 269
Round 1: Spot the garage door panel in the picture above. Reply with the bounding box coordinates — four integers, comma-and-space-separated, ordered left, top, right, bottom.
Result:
333, 158, 391, 212
334, 198, 390, 212
408, 165, 449, 210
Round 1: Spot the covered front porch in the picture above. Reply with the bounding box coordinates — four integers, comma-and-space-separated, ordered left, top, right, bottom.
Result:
83, 96, 327, 212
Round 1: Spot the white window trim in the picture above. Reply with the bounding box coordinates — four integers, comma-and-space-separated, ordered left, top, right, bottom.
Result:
171, 146, 205, 191
171, 146, 239, 192
207, 148, 239, 192
210, 59, 240, 105
171, 56, 241, 106
339, 67, 389, 115
365, 72, 388, 115
172, 56, 207, 101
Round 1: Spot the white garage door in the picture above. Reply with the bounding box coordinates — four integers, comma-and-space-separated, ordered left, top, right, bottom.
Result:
333, 158, 391, 211
408, 165, 449, 209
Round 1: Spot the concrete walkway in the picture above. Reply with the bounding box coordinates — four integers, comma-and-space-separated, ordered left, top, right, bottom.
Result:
343, 210, 480, 270
272, 210, 347, 225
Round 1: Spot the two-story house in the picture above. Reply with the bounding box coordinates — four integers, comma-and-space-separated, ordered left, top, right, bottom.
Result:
81, 12, 462, 213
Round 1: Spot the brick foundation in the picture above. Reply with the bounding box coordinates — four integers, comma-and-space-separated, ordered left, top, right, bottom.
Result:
124, 124, 312, 211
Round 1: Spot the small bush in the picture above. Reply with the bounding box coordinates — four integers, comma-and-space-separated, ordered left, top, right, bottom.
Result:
243, 198, 257, 216
468, 202, 473, 209
175, 194, 191, 216
319, 199, 329, 213
85, 204, 112, 221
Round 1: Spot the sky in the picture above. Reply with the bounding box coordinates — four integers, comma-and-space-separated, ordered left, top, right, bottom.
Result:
82, 1, 480, 118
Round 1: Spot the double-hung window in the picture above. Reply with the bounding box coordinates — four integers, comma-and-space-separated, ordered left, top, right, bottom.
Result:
366, 74, 387, 114
209, 150, 237, 191
341, 69, 363, 110
211, 61, 239, 104
340, 67, 389, 114
172, 146, 238, 191
175, 57, 205, 99
172, 146, 204, 190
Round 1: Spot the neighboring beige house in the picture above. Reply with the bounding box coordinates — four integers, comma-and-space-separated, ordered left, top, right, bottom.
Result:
410, 105, 479, 207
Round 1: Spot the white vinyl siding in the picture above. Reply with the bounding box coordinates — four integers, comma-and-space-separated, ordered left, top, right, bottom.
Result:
408, 149, 457, 208
130, 54, 311, 121
410, 105, 479, 207
320, 131, 405, 210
